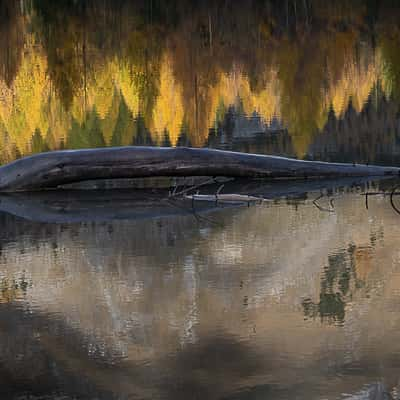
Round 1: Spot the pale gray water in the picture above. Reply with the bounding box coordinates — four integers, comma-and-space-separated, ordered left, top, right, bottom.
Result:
0, 181, 400, 399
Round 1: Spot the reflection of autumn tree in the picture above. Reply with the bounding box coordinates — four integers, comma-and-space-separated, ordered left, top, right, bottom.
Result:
117, 63, 140, 120
277, 23, 370, 156
166, 0, 383, 154
118, 24, 163, 128
380, 34, 400, 100
0, 0, 24, 86
171, 19, 219, 146
169, 1, 278, 146
0, 1, 399, 161
277, 37, 327, 156
32, 0, 85, 109
0, 37, 50, 154
151, 53, 184, 145
377, 7, 400, 102
32, 0, 164, 113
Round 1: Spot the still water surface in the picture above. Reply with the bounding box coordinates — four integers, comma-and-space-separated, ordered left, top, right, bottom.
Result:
1, 182, 400, 399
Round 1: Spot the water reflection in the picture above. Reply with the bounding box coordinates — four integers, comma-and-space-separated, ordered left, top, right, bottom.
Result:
303, 245, 357, 325
1, 182, 400, 398
0, 1, 399, 163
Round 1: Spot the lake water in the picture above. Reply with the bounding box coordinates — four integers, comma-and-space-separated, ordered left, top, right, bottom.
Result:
1, 181, 400, 399
1, 1, 400, 399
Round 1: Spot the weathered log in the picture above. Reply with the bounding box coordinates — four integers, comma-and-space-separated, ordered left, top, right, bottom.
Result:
0, 146, 398, 192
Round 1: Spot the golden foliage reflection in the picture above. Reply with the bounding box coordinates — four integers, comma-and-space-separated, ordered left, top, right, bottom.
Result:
0, 2, 398, 162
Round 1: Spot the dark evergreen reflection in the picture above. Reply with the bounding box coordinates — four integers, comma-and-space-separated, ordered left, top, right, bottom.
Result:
302, 246, 357, 324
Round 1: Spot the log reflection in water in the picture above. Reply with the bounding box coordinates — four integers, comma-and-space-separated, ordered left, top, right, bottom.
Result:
0, 176, 391, 223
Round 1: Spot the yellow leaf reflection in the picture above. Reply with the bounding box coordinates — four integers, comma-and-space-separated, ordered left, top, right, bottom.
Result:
151, 53, 184, 146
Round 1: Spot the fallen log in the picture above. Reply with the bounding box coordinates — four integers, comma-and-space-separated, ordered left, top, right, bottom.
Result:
0, 146, 398, 192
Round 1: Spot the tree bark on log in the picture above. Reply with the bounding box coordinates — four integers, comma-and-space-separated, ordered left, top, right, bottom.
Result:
0, 146, 398, 192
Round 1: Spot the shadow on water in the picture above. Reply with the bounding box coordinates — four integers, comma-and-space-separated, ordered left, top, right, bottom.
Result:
0, 301, 269, 399
0, 300, 398, 399
0, 176, 394, 223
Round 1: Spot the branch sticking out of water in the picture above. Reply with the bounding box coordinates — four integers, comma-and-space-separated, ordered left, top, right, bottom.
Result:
312, 194, 335, 213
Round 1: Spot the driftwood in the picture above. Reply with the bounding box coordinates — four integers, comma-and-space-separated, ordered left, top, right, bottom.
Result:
0, 146, 399, 192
